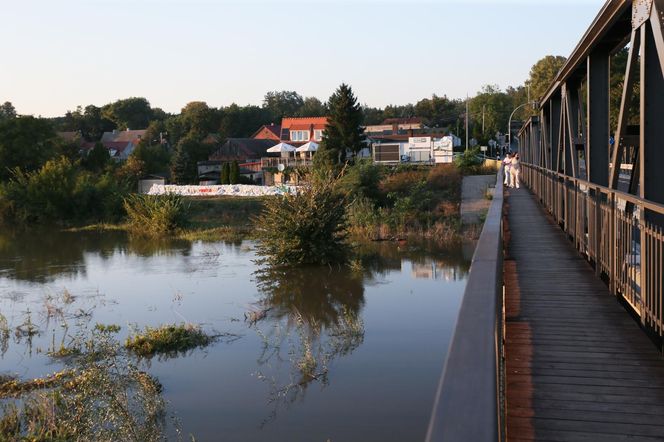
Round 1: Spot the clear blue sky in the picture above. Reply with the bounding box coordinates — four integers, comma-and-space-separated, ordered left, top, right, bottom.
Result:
1, 0, 606, 117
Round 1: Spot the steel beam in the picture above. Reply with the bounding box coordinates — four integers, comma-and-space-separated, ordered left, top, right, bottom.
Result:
642, 19, 664, 224
550, 94, 562, 172
609, 29, 641, 189
587, 48, 611, 186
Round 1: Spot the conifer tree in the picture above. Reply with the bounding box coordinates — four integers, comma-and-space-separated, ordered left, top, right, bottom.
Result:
314, 84, 365, 170
220, 162, 230, 184
170, 144, 191, 184
229, 160, 240, 184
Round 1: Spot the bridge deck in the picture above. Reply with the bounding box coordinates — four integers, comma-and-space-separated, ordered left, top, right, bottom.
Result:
504, 188, 664, 442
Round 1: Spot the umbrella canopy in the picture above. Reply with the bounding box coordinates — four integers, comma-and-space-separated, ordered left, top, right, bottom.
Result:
295, 141, 319, 152
296, 141, 318, 152
267, 142, 296, 153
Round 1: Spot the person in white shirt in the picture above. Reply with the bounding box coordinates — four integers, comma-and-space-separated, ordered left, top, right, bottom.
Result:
510, 153, 521, 189
503, 153, 512, 187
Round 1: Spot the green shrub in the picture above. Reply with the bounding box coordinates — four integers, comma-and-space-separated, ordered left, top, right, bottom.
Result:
379, 169, 427, 200
337, 159, 384, 203
254, 174, 349, 266
454, 148, 483, 172
347, 196, 379, 230
123, 193, 190, 236
0, 156, 132, 225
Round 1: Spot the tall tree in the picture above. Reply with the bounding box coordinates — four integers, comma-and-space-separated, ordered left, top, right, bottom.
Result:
298, 97, 327, 117
468, 85, 514, 143
180, 101, 220, 139
527, 55, 567, 102
169, 135, 212, 184
315, 84, 365, 167
102, 97, 154, 130
84, 142, 111, 172
0, 102, 17, 120
263, 91, 304, 121
0, 116, 58, 181
414, 95, 460, 127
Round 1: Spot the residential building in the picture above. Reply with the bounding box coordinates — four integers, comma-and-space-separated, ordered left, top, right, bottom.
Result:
251, 124, 281, 141
364, 117, 426, 136
84, 128, 148, 160
209, 138, 278, 162
280, 117, 328, 145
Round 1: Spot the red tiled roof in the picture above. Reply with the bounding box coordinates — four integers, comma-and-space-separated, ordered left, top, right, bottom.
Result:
289, 123, 324, 130
100, 129, 146, 145
281, 117, 329, 129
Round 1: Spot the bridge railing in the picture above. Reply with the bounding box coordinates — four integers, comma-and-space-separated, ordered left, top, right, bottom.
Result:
522, 163, 664, 338
426, 169, 504, 442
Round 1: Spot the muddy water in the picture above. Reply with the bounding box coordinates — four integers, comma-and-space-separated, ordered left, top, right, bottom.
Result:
0, 230, 471, 441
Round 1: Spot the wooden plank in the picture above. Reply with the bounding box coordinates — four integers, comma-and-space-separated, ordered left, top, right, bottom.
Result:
505, 187, 664, 442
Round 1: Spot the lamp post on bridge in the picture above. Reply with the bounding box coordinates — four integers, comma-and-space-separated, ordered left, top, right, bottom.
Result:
507, 101, 537, 154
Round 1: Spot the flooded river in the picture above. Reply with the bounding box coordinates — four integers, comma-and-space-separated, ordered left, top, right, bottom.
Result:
0, 230, 471, 441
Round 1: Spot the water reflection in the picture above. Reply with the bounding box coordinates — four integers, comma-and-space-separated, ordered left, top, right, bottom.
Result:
250, 241, 469, 427
0, 229, 194, 283
0, 230, 472, 440
252, 266, 366, 427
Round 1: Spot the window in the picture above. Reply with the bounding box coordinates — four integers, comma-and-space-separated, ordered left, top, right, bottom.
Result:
313, 129, 323, 141
290, 130, 310, 142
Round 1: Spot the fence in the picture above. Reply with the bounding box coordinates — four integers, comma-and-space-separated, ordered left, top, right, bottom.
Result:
522, 163, 664, 337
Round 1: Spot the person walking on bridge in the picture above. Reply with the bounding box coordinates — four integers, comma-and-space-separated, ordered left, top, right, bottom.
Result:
503, 153, 513, 187
510, 153, 521, 189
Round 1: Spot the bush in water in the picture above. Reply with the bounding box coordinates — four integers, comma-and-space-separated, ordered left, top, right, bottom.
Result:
123, 193, 190, 236
254, 173, 349, 266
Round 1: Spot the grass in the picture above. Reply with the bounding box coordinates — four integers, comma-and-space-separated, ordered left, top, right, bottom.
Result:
64, 196, 266, 242
187, 196, 265, 229
125, 323, 215, 358
63, 223, 128, 233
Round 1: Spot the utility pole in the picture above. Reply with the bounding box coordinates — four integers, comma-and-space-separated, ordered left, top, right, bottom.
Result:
482, 105, 485, 134
465, 94, 469, 151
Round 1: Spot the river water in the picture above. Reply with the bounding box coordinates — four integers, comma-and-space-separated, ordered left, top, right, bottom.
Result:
0, 230, 471, 441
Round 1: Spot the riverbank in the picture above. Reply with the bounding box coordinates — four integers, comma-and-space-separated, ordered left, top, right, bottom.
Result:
65, 196, 266, 241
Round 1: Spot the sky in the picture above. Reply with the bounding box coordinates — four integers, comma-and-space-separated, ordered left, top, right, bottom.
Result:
1, 0, 607, 117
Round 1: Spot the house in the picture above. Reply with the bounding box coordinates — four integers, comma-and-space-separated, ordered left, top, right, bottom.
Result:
201, 133, 222, 146
199, 138, 278, 184
280, 117, 328, 145
364, 118, 426, 136
209, 138, 278, 162
251, 124, 281, 141
370, 134, 460, 164
90, 128, 147, 160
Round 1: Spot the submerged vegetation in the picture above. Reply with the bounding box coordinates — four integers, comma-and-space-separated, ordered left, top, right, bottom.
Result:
125, 323, 215, 358
0, 325, 175, 441
124, 194, 190, 236
254, 173, 350, 266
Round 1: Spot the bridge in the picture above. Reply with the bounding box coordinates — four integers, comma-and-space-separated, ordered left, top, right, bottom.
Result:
426, 1, 664, 441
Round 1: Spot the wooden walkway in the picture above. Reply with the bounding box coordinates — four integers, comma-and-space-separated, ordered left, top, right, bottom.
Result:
504, 187, 664, 442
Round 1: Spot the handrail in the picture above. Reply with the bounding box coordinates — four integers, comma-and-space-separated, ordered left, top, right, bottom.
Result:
524, 163, 664, 215
426, 169, 504, 442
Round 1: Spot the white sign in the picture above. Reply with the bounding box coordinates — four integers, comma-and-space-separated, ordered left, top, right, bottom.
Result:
480, 146, 488, 152
408, 137, 432, 150
433, 136, 454, 152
